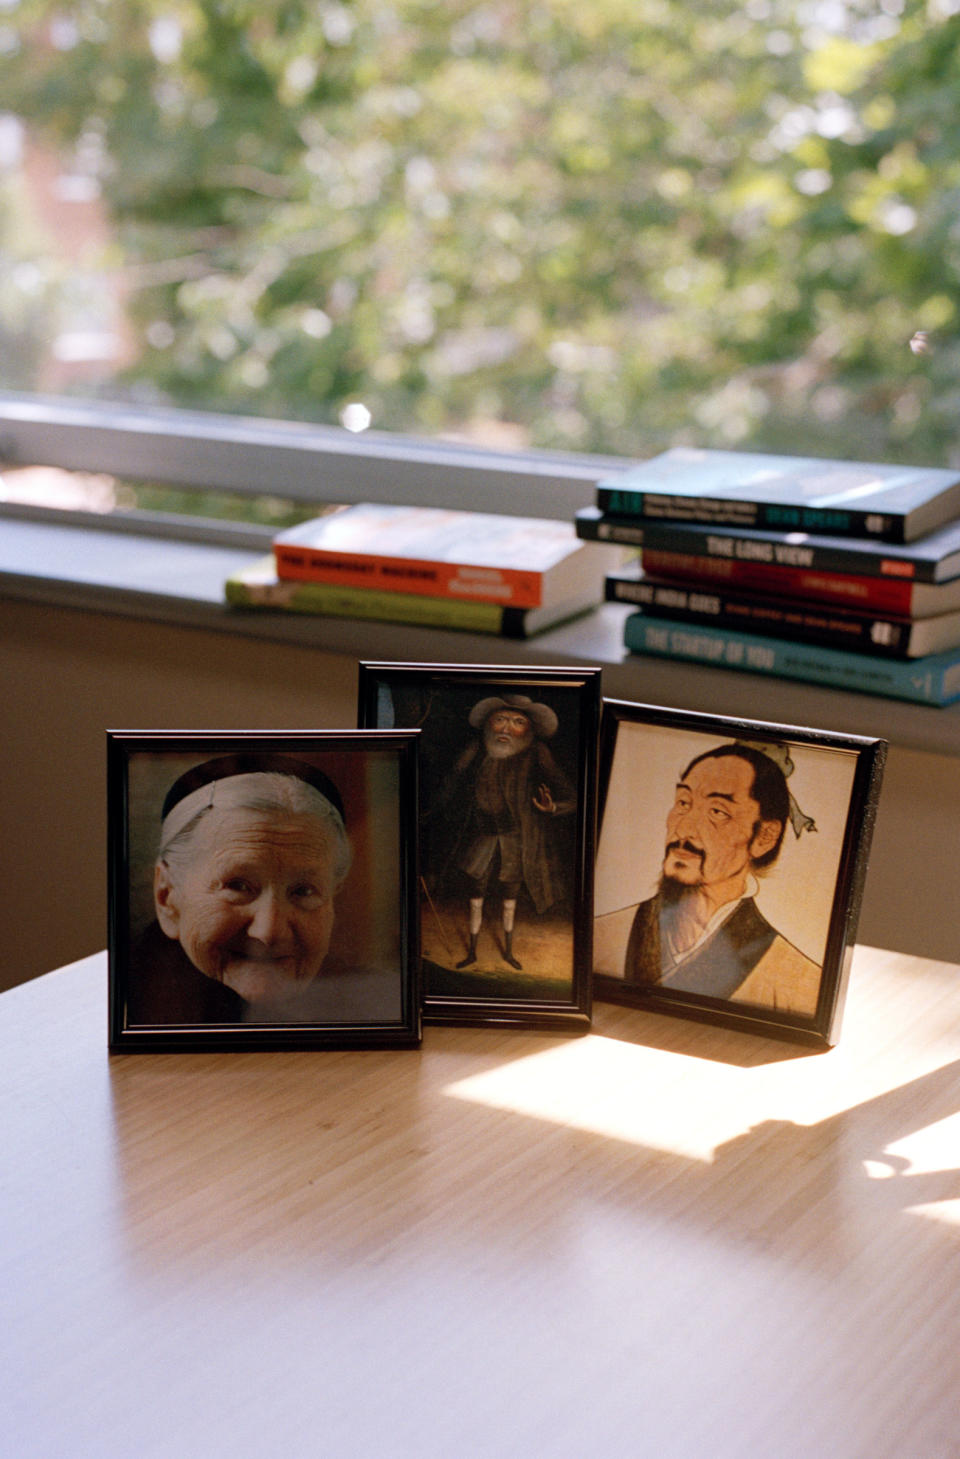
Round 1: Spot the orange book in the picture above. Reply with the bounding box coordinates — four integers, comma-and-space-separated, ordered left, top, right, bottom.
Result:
273, 503, 611, 610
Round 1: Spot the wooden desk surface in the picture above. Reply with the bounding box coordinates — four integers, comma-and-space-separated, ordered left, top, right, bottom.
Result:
3, 948, 959, 1459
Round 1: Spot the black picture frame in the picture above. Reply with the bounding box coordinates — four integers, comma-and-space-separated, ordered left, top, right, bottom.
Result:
357, 662, 602, 1031
108, 729, 421, 1051
592, 701, 886, 1048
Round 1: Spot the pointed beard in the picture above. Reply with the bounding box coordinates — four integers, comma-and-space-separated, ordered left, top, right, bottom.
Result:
659, 840, 706, 905
659, 872, 701, 907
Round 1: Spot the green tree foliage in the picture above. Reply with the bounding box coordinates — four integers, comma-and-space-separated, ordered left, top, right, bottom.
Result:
3, 0, 960, 465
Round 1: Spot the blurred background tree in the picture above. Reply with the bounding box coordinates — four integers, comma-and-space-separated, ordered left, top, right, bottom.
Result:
1, 0, 958, 466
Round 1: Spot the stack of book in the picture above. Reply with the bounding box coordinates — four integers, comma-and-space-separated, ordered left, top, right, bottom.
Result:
575, 446, 960, 706
226, 502, 613, 638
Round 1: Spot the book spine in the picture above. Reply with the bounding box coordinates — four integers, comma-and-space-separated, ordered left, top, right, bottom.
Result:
621, 613, 960, 705
273, 544, 544, 608
638, 548, 917, 615
226, 573, 513, 632
605, 578, 916, 658
575, 509, 936, 581
596, 486, 902, 542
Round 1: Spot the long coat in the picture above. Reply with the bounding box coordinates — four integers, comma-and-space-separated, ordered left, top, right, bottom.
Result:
434, 738, 575, 915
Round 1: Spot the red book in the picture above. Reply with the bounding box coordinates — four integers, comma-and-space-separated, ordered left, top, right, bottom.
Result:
638, 549, 960, 618
274, 503, 611, 610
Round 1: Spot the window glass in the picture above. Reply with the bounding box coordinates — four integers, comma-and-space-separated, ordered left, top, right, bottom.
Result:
0, 463, 317, 527
0, 0, 955, 475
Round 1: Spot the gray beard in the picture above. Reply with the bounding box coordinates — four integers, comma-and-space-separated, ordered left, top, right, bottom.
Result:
483, 729, 533, 760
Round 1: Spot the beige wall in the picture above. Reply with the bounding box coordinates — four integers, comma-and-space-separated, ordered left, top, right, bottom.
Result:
2, 595, 959, 991
1, 599, 358, 989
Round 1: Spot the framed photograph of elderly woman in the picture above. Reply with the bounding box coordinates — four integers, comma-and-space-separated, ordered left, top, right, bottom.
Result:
592, 702, 886, 1048
357, 662, 601, 1031
108, 729, 422, 1051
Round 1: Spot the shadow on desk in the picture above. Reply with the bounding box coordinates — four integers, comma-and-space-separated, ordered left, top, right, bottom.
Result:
708, 1056, 960, 1223
592, 997, 818, 1067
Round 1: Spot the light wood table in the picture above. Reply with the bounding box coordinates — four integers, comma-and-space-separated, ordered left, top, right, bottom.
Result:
3, 947, 959, 1459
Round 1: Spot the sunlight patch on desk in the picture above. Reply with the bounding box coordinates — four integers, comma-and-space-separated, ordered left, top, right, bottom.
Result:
444, 1038, 960, 1225
867, 1113, 960, 1227
443, 1035, 786, 1161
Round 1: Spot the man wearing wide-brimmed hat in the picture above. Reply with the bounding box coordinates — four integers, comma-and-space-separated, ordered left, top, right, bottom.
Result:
441, 693, 575, 971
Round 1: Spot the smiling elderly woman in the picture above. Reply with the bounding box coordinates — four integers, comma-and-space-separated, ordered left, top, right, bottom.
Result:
127, 755, 353, 1025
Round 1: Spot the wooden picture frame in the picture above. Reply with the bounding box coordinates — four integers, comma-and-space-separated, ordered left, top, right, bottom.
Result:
357, 662, 602, 1031
108, 730, 421, 1051
592, 701, 887, 1048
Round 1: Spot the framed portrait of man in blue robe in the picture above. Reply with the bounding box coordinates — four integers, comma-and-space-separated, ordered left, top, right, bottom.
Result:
592, 702, 886, 1048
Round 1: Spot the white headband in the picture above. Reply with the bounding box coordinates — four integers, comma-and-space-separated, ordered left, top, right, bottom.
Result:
159, 771, 348, 859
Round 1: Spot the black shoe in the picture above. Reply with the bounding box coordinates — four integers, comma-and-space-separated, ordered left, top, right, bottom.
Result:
456, 936, 478, 969
503, 934, 522, 971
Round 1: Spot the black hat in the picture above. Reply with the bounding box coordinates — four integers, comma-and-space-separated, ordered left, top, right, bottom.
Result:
162, 753, 346, 826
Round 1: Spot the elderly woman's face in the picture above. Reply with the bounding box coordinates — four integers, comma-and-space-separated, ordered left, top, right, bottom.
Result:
155, 808, 338, 1004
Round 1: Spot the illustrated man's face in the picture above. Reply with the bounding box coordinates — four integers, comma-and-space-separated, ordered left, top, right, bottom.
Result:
484, 709, 534, 759
662, 754, 781, 894
154, 808, 338, 1004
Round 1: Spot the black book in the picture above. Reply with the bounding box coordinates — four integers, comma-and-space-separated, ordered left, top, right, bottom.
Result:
575, 506, 960, 584
594, 446, 960, 545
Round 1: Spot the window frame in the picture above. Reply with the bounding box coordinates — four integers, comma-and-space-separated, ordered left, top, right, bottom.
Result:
0, 390, 625, 536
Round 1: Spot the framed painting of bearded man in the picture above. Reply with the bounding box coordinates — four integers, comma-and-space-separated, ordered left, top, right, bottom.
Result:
108, 729, 421, 1051
592, 702, 886, 1048
358, 662, 602, 1030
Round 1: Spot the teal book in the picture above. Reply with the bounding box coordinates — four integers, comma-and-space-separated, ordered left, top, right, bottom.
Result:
595, 447, 960, 545
622, 610, 960, 706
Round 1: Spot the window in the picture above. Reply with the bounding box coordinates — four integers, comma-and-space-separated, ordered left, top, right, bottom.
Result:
1, 0, 957, 524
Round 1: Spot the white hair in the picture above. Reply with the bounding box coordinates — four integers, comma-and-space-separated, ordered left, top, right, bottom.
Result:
158, 771, 352, 888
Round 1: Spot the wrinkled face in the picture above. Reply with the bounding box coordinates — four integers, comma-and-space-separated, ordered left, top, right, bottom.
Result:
155, 809, 338, 1004
662, 754, 780, 892
484, 709, 533, 759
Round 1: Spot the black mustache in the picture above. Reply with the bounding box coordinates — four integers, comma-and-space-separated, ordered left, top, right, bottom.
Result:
666, 839, 705, 863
